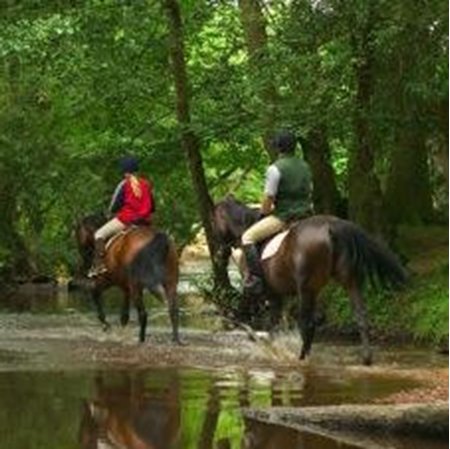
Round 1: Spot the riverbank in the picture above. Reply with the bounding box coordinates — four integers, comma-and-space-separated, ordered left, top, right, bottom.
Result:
243, 403, 448, 448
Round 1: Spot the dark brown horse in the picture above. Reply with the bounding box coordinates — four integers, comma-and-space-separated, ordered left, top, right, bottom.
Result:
75, 213, 180, 343
214, 197, 407, 365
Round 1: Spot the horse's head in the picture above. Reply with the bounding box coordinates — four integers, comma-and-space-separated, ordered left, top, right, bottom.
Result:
214, 195, 259, 247
74, 212, 107, 271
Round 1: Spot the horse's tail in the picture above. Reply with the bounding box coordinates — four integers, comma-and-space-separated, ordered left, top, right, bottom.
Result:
127, 232, 170, 290
329, 219, 407, 290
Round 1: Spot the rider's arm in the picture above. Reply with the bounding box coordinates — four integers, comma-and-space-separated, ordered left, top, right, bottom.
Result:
261, 195, 275, 216
261, 165, 280, 216
108, 180, 126, 214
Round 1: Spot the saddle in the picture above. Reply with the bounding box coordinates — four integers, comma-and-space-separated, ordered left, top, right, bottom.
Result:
260, 229, 290, 261
257, 219, 303, 261
104, 224, 147, 251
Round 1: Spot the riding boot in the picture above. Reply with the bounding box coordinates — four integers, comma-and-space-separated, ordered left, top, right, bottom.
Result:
88, 238, 108, 278
242, 244, 264, 295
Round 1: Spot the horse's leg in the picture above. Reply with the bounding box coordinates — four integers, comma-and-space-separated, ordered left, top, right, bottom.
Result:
92, 287, 110, 331
237, 291, 252, 324
297, 287, 317, 361
269, 295, 283, 336
120, 289, 130, 327
347, 283, 372, 366
168, 289, 180, 344
154, 284, 180, 344
132, 287, 147, 343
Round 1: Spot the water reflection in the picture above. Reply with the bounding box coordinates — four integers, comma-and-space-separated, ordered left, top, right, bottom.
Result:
77, 369, 238, 449
79, 371, 180, 449
0, 368, 446, 449
75, 369, 328, 449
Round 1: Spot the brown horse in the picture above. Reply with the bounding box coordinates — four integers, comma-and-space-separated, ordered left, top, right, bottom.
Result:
79, 371, 180, 449
75, 213, 180, 343
214, 197, 407, 365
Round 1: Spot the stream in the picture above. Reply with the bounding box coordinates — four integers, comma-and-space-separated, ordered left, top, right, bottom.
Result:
0, 280, 447, 449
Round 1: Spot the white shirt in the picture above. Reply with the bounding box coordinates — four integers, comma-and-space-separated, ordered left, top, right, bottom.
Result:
264, 164, 281, 197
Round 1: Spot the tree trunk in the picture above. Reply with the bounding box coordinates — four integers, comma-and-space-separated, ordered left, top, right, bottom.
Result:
0, 177, 35, 279
435, 98, 449, 198
385, 114, 434, 224
238, 0, 278, 160
163, 0, 232, 292
385, 38, 436, 225
302, 126, 345, 216
0, 56, 35, 279
348, 13, 386, 235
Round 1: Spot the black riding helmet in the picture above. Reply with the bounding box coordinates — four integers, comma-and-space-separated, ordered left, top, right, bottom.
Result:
271, 130, 297, 154
119, 155, 139, 174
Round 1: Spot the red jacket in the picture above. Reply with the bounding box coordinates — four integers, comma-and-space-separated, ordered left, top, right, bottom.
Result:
111, 176, 154, 225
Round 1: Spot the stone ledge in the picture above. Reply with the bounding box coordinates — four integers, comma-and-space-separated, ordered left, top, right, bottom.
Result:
243, 403, 448, 447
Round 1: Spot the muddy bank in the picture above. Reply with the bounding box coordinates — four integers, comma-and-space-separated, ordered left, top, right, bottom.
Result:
0, 312, 446, 401
243, 403, 448, 447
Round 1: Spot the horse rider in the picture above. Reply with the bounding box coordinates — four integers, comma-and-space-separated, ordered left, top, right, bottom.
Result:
242, 129, 313, 294
88, 155, 155, 278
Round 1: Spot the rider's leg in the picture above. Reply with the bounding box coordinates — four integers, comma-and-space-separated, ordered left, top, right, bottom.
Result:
241, 215, 285, 292
88, 218, 126, 277
231, 247, 245, 272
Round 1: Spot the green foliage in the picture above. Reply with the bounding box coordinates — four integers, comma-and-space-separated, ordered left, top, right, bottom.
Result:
0, 0, 447, 284
407, 266, 449, 342
323, 227, 449, 344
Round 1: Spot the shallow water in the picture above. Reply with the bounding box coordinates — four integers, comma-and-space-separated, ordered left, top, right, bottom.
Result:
0, 286, 447, 449
1, 366, 445, 449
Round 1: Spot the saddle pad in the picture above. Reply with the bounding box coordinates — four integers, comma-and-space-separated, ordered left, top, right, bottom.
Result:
105, 226, 137, 251
261, 230, 290, 261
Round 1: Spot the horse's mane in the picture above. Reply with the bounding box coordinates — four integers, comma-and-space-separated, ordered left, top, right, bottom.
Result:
80, 212, 107, 230
221, 196, 259, 222
215, 195, 259, 241
74, 212, 107, 271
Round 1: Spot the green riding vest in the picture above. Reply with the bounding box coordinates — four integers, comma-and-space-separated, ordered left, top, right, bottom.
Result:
273, 155, 312, 220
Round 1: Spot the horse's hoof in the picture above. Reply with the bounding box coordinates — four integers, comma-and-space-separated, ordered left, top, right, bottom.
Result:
362, 355, 373, 366
298, 355, 310, 367
102, 323, 111, 332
